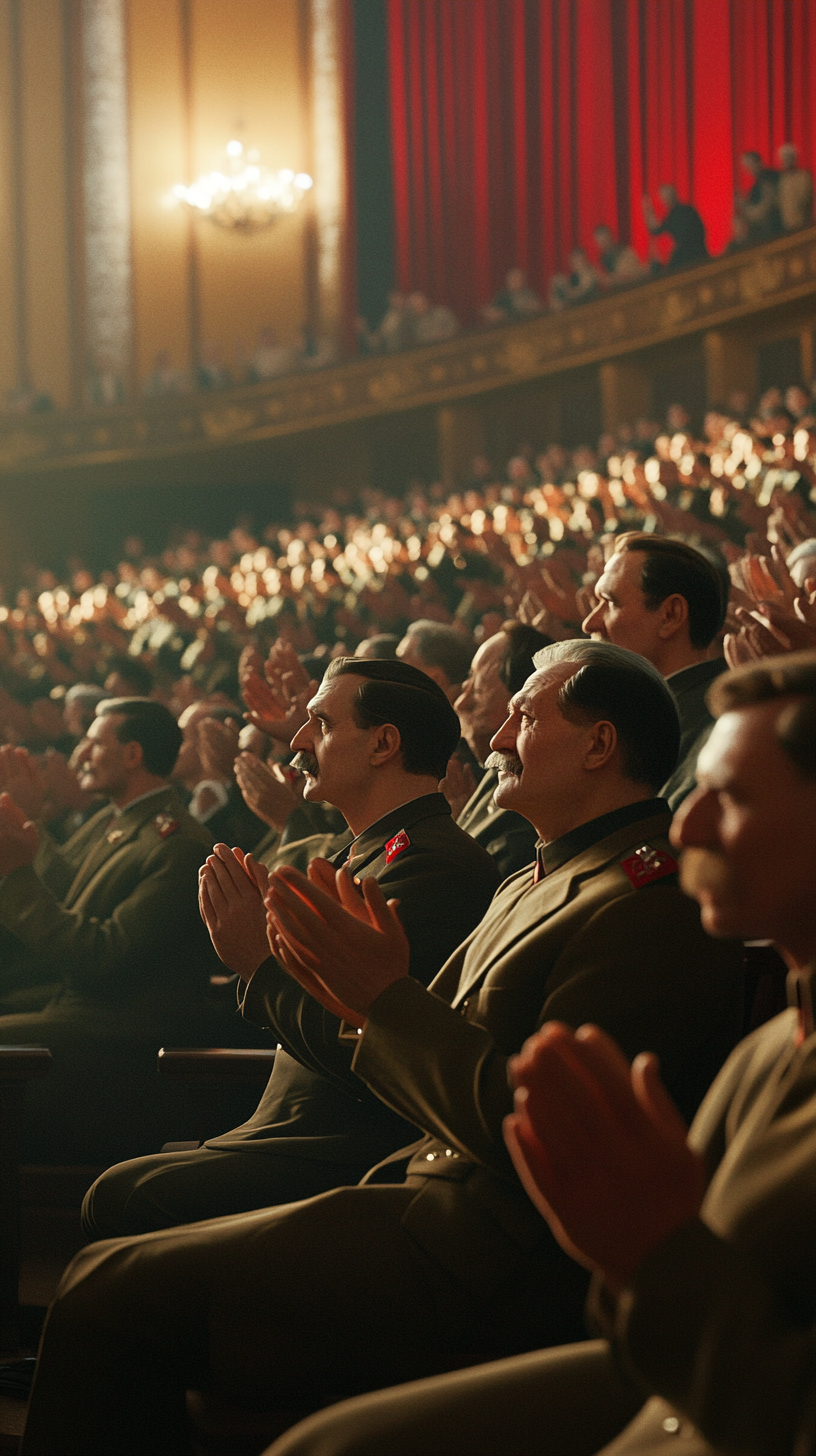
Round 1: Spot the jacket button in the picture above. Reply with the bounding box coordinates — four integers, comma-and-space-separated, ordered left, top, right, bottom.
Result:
662, 1418, 681, 1434
425, 1152, 438, 1161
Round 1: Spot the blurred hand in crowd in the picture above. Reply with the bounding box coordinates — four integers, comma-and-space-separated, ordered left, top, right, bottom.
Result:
234, 752, 301, 831
0, 745, 46, 821
197, 716, 241, 783
198, 842, 271, 981
504, 1022, 705, 1292
40, 748, 97, 819
439, 755, 478, 820
0, 791, 39, 873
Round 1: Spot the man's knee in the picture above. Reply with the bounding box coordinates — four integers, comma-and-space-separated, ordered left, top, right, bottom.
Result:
82, 1153, 189, 1241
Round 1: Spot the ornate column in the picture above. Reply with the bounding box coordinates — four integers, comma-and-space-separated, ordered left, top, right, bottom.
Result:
309, 0, 348, 342
81, 0, 133, 392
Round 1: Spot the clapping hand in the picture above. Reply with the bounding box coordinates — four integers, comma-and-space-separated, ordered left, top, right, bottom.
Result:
0, 791, 39, 875
234, 752, 300, 831
197, 717, 241, 783
265, 863, 410, 1025
439, 755, 477, 820
0, 745, 46, 821
504, 1023, 705, 1292
198, 843, 273, 980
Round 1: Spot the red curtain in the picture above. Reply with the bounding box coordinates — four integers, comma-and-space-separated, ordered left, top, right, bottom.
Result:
386, 0, 816, 322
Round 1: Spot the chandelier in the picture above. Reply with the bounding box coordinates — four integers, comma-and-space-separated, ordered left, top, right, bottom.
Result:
172, 140, 313, 234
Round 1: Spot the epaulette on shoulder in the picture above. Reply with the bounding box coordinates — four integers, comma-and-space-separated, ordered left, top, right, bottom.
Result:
620, 842, 678, 889
153, 811, 180, 840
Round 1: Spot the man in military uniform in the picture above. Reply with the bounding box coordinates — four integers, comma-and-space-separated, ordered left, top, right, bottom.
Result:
448, 621, 553, 879
0, 698, 220, 1162
19, 643, 743, 1455
262, 649, 816, 1456
582, 534, 727, 809
83, 658, 499, 1236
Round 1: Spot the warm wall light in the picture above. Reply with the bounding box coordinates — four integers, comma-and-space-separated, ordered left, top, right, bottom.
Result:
173, 140, 312, 233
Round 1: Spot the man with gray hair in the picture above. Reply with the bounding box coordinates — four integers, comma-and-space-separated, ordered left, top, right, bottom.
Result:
397, 618, 475, 702
20, 643, 745, 1453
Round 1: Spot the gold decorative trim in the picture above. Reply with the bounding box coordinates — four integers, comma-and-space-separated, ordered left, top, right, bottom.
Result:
2, 227, 816, 476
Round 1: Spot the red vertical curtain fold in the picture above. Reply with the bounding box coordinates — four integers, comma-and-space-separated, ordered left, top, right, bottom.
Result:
385, 0, 816, 324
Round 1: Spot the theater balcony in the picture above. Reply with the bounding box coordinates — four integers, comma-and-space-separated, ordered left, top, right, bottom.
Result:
1, 227, 815, 566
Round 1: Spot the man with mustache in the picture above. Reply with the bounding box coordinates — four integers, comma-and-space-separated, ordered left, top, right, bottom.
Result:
22, 641, 743, 1455
82, 657, 499, 1237
265, 649, 816, 1456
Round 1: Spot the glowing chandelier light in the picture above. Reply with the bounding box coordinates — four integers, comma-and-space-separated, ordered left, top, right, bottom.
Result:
173, 140, 313, 234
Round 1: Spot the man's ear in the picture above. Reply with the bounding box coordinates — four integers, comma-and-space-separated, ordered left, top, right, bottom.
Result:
369, 723, 402, 767
122, 738, 144, 772
657, 593, 690, 640
584, 720, 617, 772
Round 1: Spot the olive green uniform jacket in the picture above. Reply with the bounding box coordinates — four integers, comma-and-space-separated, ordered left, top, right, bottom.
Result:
267, 1006, 816, 1456
456, 767, 538, 880
82, 792, 500, 1236
0, 786, 221, 1161
22, 803, 747, 1452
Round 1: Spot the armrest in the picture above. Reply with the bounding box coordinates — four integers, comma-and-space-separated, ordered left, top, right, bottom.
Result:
157, 1048, 277, 1083
0, 1047, 52, 1083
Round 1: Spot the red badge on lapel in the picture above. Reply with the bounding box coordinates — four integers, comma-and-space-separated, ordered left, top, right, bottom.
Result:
153, 812, 179, 840
620, 843, 678, 889
385, 829, 410, 865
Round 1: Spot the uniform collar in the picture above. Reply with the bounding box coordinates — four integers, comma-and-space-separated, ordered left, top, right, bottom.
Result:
665, 658, 725, 698
339, 792, 450, 872
535, 797, 668, 879
112, 784, 173, 818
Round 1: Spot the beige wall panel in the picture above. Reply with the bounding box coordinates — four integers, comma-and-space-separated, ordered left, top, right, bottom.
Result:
189, 0, 308, 368
20, 0, 72, 406
0, 1, 17, 397
128, 0, 190, 381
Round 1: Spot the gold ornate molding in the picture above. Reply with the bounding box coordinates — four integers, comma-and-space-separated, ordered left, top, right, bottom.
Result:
2, 227, 816, 476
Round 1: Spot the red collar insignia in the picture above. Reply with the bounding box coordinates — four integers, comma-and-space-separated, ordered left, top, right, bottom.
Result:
385, 829, 411, 864
620, 843, 678, 889
154, 812, 180, 839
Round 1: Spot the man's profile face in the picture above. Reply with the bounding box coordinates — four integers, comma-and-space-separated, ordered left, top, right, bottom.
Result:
487, 666, 598, 834
289, 674, 384, 811
454, 633, 511, 765
582, 552, 662, 665
75, 714, 133, 796
672, 700, 816, 951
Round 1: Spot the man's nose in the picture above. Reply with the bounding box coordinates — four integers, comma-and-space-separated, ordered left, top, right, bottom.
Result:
581, 601, 606, 636
670, 786, 716, 849
488, 711, 516, 755
290, 721, 312, 753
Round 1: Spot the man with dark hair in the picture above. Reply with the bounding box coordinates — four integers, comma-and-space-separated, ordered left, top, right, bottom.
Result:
28, 644, 743, 1453
82, 658, 499, 1238
447, 622, 553, 878
736, 150, 781, 243
642, 185, 708, 270
270, 651, 816, 1456
0, 697, 218, 1162
583, 534, 727, 807
396, 619, 475, 702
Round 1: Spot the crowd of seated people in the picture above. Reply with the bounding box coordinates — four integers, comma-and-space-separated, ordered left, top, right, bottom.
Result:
0, 369, 815, 1451
5, 145, 813, 416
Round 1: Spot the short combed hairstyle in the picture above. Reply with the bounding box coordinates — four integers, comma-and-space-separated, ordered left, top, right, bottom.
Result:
401, 620, 475, 687
325, 657, 461, 779
532, 640, 680, 791
708, 649, 816, 781
615, 533, 727, 649
498, 620, 555, 696
97, 697, 183, 778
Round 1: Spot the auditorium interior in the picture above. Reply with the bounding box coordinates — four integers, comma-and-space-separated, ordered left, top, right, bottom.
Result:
0, 2, 815, 1453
